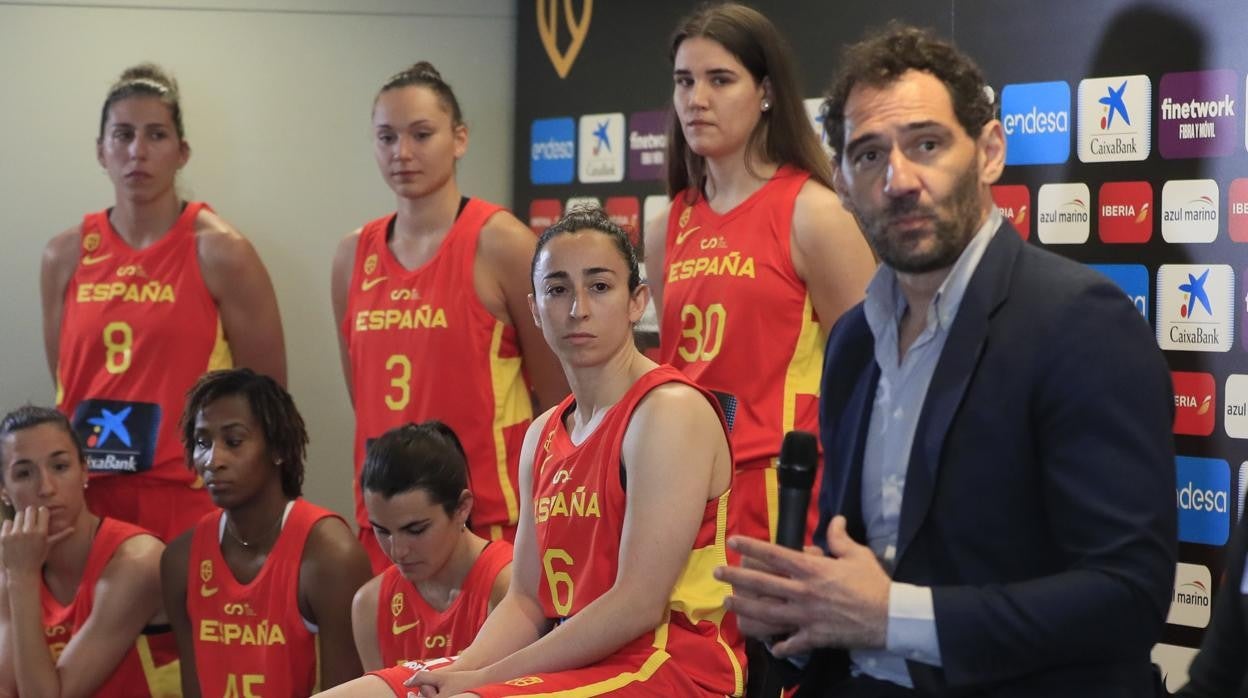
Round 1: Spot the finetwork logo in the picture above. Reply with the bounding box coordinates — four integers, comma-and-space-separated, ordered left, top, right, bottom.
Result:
1001, 81, 1070, 165
1156, 264, 1234, 352
627, 111, 666, 181
991, 184, 1030, 240
1169, 370, 1214, 436
1078, 75, 1151, 162
1167, 562, 1213, 628
1159, 69, 1238, 159
530, 118, 575, 184
578, 113, 625, 183
1098, 181, 1152, 243
1176, 455, 1230, 546
1225, 374, 1248, 439
1088, 264, 1148, 320
1036, 182, 1090, 244
1161, 179, 1219, 243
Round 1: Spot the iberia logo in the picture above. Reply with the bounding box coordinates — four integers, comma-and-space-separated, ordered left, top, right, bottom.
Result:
83, 231, 101, 252
990, 184, 1030, 240
1172, 371, 1215, 436
364, 254, 378, 276
536, 0, 592, 79
391, 592, 405, 617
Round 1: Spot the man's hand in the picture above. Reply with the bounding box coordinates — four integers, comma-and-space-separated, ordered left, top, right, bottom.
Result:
715, 516, 891, 656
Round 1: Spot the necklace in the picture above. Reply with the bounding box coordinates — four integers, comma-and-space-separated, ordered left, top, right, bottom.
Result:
224, 509, 284, 549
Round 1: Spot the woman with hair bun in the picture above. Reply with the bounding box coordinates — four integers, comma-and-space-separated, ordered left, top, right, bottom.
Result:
332, 61, 566, 571
40, 63, 286, 544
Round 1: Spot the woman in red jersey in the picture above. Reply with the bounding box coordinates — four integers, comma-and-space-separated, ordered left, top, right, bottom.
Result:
160, 369, 372, 697
40, 63, 285, 545
352, 421, 512, 670
0, 405, 179, 697
643, 3, 875, 545
332, 62, 567, 569
322, 207, 742, 698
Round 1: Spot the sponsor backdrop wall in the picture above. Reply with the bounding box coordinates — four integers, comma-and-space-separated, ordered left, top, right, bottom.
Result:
513, 0, 1248, 689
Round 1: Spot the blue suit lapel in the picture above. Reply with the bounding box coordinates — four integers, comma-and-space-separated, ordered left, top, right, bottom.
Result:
894, 222, 1022, 566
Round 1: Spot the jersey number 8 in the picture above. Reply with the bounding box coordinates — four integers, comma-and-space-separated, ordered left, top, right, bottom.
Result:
102, 321, 133, 375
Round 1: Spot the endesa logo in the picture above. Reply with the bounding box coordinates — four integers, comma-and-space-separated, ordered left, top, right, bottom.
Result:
528, 199, 561, 235
1159, 69, 1238, 159
1161, 179, 1219, 243
1167, 562, 1213, 628
1169, 371, 1214, 436
990, 184, 1030, 240
1156, 264, 1234, 352
1224, 374, 1248, 439
1036, 182, 1090, 244
1087, 264, 1148, 320
1001, 81, 1070, 165
530, 118, 575, 184
1098, 181, 1152, 243
1077, 75, 1152, 162
1176, 456, 1230, 546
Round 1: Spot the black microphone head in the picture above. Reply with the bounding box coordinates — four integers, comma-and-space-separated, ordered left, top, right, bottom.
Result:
777, 430, 818, 490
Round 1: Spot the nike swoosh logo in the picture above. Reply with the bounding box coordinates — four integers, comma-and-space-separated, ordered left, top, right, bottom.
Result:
200, 585, 218, 598
361, 276, 388, 292
674, 226, 701, 246
81, 253, 113, 266
392, 619, 420, 635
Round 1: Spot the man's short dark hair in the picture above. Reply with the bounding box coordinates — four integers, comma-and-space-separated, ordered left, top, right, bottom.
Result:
822, 22, 996, 160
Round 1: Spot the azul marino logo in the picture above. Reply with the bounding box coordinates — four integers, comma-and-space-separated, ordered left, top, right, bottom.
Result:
1087, 264, 1148, 320
530, 118, 575, 184
70, 399, 161, 474
1036, 182, 1090, 244
1078, 75, 1151, 162
1157, 265, 1234, 352
1161, 179, 1220, 243
578, 113, 625, 183
1175, 456, 1230, 546
1159, 69, 1238, 159
1167, 562, 1212, 628
1001, 81, 1070, 165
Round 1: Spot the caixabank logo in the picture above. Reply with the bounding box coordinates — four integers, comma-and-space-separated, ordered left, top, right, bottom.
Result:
1161, 179, 1219, 243
1159, 69, 1238, 159
1001, 81, 1070, 165
1087, 263, 1148, 320
1156, 264, 1234, 352
1078, 75, 1151, 162
530, 118, 575, 184
1176, 455, 1230, 546
578, 113, 625, 183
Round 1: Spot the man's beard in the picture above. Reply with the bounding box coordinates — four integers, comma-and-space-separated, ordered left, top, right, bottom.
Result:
848, 164, 985, 274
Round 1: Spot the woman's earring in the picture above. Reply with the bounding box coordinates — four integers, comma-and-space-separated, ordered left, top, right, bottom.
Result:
761, 99, 771, 112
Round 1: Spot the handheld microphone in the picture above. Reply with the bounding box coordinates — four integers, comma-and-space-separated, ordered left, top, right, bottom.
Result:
774, 430, 818, 550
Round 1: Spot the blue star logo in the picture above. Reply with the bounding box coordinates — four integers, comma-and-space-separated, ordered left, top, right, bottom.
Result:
88, 407, 132, 448
1179, 269, 1212, 318
1099, 80, 1131, 128
592, 120, 611, 154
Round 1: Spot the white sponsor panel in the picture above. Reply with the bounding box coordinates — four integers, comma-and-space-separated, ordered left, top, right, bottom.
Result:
565, 196, 601, 211
1161, 179, 1220, 243
1078, 75, 1152, 162
1167, 562, 1212, 628
577, 113, 625, 183
1152, 644, 1200, 693
1037, 182, 1091, 244
1225, 375, 1248, 438
1156, 264, 1234, 352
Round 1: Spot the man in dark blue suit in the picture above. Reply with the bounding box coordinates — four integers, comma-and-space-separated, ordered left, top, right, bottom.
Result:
717, 24, 1176, 697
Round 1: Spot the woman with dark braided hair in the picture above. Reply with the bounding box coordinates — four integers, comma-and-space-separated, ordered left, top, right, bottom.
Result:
160, 368, 371, 697
41, 63, 285, 545
332, 61, 566, 570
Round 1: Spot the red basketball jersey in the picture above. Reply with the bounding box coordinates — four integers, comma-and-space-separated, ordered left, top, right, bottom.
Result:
40, 518, 178, 697
343, 199, 533, 538
532, 366, 745, 696
57, 203, 232, 490
186, 500, 336, 698
375, 540, 511, 666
